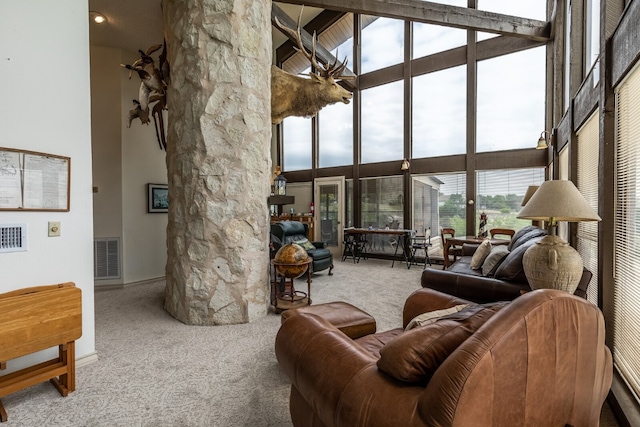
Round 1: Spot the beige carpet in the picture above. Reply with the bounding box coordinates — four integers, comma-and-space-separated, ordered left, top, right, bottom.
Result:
1, 258, 619, 426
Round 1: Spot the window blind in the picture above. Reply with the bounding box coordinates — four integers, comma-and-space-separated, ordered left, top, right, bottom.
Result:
476, 168, 545, 230
614, 61, 640, 403
576, 112, 599, 306
557, 146, 570, 241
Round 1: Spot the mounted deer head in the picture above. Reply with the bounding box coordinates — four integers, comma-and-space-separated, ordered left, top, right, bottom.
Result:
271, 9, 356, 125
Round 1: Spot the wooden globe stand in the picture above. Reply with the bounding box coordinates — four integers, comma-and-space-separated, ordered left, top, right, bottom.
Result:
271, 259, 312, 313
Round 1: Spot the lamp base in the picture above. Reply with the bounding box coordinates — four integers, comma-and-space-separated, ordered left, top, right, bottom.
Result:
522, 235, 583, 294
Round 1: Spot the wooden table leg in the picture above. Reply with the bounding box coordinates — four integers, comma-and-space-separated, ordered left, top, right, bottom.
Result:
0, 400, 7, 422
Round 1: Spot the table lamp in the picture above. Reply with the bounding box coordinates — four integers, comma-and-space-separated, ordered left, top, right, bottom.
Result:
521, 185, 539, 206
517, 180, 600, 293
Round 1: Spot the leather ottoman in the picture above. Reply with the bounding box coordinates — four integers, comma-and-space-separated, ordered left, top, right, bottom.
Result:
281, 301, 376, 339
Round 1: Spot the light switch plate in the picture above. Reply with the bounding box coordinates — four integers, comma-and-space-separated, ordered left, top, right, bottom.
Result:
48, 221, 61, 237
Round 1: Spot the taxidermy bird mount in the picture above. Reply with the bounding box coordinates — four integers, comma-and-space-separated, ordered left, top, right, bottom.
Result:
122, 42, 170, 150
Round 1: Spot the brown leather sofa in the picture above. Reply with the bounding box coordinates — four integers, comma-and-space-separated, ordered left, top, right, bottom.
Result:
275, 288, 612, 427
422, 226, 592, 303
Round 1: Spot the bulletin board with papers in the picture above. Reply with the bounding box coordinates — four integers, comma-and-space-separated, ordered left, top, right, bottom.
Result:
0, 147, 70, 211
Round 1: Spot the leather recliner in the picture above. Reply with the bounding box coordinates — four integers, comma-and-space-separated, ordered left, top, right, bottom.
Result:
270, 221, 334, 275
275, 288, 612, 427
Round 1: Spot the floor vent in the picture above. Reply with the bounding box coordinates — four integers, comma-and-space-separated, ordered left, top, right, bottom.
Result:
94, 238, 121, 279
0, 224, 27, 253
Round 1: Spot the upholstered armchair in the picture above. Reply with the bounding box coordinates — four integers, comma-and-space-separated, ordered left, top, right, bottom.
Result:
270, 221, 334, 275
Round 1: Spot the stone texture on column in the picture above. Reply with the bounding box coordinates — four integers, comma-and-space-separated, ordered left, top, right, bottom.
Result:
162, 0, 272, 325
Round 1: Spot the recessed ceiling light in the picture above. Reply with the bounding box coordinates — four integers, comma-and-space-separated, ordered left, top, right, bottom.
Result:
90, 11, 107, 24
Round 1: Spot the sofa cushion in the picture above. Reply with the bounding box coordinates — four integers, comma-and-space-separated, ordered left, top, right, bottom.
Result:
355, 328, 403, 359
509, 227, 547, 251
470, 240, 492, 269
494, 236, 543, 282
307, 247, 331, 260
481, 245, 510, 276
446, 256, 483, 277
377, 302, 508, 383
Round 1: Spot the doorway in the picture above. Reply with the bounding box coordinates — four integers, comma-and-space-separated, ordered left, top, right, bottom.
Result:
314, 177, 344, 257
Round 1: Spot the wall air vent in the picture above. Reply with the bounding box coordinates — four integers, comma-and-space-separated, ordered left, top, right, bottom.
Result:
94, 238, 121, 279
0, 224, 27, 253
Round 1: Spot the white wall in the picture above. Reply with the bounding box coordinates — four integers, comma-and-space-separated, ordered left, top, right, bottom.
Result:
91, 46, 123, 241
120, 51, 168, 283
90, 47, 167, 285
0, 1, 96, 369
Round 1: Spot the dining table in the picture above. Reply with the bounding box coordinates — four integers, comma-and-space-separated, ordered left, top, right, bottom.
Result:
443, 235, 510, 269
343, 228, 413, 268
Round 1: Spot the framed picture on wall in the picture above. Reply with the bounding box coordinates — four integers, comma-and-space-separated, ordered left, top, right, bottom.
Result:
147, 183, 168, 213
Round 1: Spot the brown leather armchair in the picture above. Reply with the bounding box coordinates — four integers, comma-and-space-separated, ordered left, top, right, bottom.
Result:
275, 288, 612, 427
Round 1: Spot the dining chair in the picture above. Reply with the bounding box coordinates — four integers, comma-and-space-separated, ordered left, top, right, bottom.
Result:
441, 227, 462, 266
409, 228, 432, 269
489, 228, 515, 240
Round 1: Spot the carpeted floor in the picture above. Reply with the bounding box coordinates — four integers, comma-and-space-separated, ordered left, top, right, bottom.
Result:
1, 258, 620, 426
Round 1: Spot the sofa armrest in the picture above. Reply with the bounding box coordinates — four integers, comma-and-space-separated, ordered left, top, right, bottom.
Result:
312, 241, 327, 249
276, 312, 430, 426
275, 313, 379, 423
421, 269, 529, 304
402, 288, 473, 328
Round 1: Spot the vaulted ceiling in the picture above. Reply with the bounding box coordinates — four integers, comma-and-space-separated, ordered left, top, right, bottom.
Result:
88, 0, 549, 56
88, 0, 321, 54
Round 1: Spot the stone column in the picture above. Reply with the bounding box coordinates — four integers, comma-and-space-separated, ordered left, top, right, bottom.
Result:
162, 0, 271, 324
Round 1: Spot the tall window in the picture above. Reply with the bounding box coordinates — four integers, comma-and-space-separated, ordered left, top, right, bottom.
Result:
361, 176, 404, 229
564, 0, 572, 111
614, 61, 640, 402
477, 47, 545, 152
476, 168, 545, 231
413, 65, 466, 158
413, 0, 466, 59
318, 15, 354, 168
346, 179, 354, 228
557, 146, 570, 241
318, 101, 353, 168
361, 16, 404, 74
412, 176, 442, 233
577, 113, 599, 306
361, 81, 404, 164
283, 116, 312, 171
585, 0, 601, 73
432, 173, 467, 234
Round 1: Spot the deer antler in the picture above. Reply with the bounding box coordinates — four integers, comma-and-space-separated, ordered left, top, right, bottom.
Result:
275, 8, 355, 81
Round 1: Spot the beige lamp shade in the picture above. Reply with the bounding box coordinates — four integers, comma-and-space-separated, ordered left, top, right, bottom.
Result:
517, 180, 601, 224
521, 185, 539, 206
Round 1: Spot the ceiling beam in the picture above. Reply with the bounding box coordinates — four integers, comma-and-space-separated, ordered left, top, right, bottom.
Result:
275, 0, 551, 42
271, 4, 357, 88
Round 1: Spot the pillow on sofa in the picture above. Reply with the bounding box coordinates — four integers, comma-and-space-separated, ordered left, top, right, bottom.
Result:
481, 245, 510, 276
404, 304, 469, 331
290, 237, 316, 251
377, 302, 509, 383
469, 240, 492, 269
494, 236, 542, 282
508, 227, 546, 251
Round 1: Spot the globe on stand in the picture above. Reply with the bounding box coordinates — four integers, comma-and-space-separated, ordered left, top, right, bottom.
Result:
272, 243, 312, 312
274, 243, 310, 278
